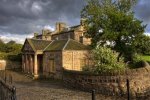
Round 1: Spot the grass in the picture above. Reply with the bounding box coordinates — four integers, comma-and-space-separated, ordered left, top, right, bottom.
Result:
140, 55, 150, 62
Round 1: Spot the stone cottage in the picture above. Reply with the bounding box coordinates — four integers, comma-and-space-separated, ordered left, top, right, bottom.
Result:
21, 19, 91, 79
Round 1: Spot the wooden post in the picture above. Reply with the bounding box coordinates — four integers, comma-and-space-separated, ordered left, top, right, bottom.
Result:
127, 79, 130, 100
92, 89, 96, 100
12, 86, 17, 100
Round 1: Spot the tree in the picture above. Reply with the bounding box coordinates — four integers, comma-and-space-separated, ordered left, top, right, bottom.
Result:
7, 40, 16, 45
0, 39, 7, 53
0, 39, 22, 61
133, 35, 150, 55
0, 39, 4, 45
81, 0, 146, 61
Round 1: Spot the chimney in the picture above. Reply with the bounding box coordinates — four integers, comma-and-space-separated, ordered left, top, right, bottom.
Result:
42, 29, 51, 35
55, 22, 66, 32
34, 33, 38, 38
80, 18, 86, 26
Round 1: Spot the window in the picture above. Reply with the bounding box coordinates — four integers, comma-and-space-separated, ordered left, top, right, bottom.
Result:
49, 59, 55, 72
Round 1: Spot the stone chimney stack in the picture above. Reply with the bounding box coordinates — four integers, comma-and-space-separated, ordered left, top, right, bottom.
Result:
42, 29, 51, 35
55, 22, 66, 33
34, 33, 38, 39
80, 18, 86, 26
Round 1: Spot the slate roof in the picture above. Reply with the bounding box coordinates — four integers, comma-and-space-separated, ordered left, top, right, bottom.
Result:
23, 38, 89, 52
45, 39, 89, 51
69, 25, 80, 30
27, 39, 52, 51
45, 40, 68, 51
64, 39, 89, 50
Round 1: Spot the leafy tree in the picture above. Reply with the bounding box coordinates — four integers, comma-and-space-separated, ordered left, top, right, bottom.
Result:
0, 39, 4, 45
133, 35, 150, 55
81, 0, 146, 61
7, 40, 16, 45
83, 46, 125, 73
0, 39, 22, 61
0, 39, 5, 52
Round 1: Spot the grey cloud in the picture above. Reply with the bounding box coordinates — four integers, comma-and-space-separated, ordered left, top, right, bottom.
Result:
0, 0, 150, 37
134, 0, 150, 22
134, 0, 150, 32
0, 0, 86, 35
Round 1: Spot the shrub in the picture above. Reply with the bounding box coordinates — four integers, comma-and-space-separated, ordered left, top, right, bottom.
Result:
132, 54, 142, 63
128, 54, 145, 69
0, 52, 22, 62
83, 46, 125, 74
0, 52, 8, 60
7, 53, 22, 62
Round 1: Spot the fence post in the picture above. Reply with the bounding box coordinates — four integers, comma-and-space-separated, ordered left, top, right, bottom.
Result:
5, 73, 7, 83
12, 86, 17, 100
10, 75, 12, 84
92, 89, 95, 100
126, 79, 130, 100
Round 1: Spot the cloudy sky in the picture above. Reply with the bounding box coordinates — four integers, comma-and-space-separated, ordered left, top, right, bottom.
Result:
0, 0, 150, 44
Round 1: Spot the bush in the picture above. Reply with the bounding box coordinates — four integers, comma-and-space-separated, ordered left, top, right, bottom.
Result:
128, 54, 145, 69
0, 52, 8, 60
7, 53, 22, 62
82, 65, 95, 73
132, 54, 142, 63
83, 46, 125, 74
0, 52, 22, 62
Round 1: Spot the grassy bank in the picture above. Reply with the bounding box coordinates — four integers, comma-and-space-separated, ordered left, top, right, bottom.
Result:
140, 55, 150, 62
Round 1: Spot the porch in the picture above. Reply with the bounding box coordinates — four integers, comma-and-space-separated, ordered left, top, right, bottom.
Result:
22, 53, 43, 79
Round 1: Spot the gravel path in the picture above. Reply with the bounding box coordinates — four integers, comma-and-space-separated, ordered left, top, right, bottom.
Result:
8, 70, 125, 100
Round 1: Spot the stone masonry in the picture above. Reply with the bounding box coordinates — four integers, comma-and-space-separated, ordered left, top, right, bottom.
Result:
63, 67, 150, 98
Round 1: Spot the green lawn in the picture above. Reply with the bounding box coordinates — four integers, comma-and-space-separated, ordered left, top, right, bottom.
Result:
140, 55, 150, 62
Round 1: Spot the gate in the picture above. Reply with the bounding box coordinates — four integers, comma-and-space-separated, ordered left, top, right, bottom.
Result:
0, 70, 17, 100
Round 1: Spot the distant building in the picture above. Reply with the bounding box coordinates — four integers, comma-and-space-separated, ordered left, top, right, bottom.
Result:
21, 19, 91, 79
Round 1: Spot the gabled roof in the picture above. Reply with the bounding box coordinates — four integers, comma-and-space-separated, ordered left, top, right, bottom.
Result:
27, 39, 52, 51
45, 40, 68, 51
44, 39, 89, 51
70, 25, 80, 30
22, 38, 89, 52
22, 39, 52, 52
64, 39, 89, 50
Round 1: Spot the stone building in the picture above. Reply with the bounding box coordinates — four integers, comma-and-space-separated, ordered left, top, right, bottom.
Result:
22, 19, 91, 79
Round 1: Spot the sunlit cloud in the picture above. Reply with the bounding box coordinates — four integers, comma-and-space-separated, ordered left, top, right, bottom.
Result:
0, 33, 33, 44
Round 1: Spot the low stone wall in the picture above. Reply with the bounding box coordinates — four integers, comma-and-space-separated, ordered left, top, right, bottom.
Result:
0, 60, 21, 70
63, 67, 150, 98
6, 60, 21, 69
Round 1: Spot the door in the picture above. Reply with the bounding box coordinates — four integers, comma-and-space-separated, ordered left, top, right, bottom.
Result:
49, 59, 55, 73
37, 55, 43, 74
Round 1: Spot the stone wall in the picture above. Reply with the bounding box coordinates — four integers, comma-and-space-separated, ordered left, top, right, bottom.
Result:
43, 50, 90, 79
63, 50, 89, 71
63, 67, 150, 97
0, 60, 21, 70
6, 60, 21, 69
43, 51, 63, 79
